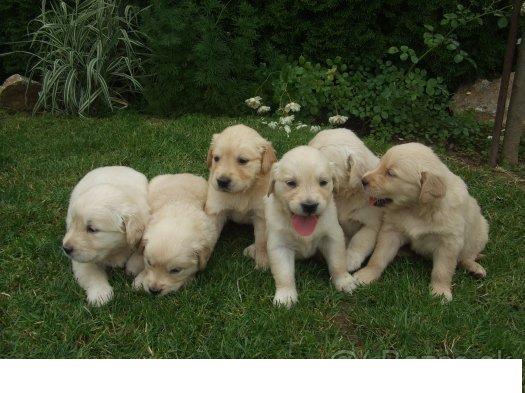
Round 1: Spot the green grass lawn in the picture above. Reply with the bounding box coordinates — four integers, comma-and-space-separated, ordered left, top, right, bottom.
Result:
0, 111, 523, 358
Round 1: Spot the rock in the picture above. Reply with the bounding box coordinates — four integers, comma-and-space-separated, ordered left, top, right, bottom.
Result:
450, 73, 514, 123
0, 74, 41, 112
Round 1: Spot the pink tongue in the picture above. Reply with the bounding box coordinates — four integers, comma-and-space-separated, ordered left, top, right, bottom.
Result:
368, 196, 377, 206
291, 215, 318, 236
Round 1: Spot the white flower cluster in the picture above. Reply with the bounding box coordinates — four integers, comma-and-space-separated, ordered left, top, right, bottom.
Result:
284, 102, 301, 113
245, 96, 263, 109
246, 97, 324, 136
328, 115, 348, 126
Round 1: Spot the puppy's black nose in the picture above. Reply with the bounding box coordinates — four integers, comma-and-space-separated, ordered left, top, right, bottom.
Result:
361, 178, 369, 187
301, 202, 319, 215
149, 287, 161, 295
62, 245, 74, 255
217, 177, 231, 189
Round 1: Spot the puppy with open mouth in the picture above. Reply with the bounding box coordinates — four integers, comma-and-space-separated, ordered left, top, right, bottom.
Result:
357, 143, 489, 301
133, 174, 217, 296
265, 146, 357, 308
62, 166, 149, 306
205, 124, 277, 269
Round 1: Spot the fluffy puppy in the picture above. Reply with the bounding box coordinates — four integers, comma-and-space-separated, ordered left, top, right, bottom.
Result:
133, 174, 217, 295
205, 124, 277, 269
62, 166, 149, 306
357, 143, 488, 301
309, 128, 383, 272
266, 146, 357, 307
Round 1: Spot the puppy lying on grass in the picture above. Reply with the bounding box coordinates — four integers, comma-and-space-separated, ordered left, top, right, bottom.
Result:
357, 143, 488, 301
62, 166, 149, 306
205, 124, 277, 269
133, 174, 217, 295
266, 146, 357, 308
309, 128, 383, 272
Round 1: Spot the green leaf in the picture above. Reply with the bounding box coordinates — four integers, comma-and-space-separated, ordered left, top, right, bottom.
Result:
387, 46, 399, 54
454, 54, 464, 63
424, 24, 434, 31
400, 53, 409, 61
497, 17, 508, 29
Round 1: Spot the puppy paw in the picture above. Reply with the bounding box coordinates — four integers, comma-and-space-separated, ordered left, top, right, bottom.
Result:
273, 288, 298, 308
86, 285, 114, 306
132, 273, 145, 291
125, 253, 144, 277
353, 267, 381, 285
243, 244, 256, 260
466, 262, 487, 279
346, 253, 364, 273
431, 285, 453, 303
333, 273, 358, 293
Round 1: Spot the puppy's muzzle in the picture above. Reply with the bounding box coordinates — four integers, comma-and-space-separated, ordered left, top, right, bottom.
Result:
300, 201, 319, 215
62, 245, 74, 257
149, 287, 162, 296
217, 176, 231, 190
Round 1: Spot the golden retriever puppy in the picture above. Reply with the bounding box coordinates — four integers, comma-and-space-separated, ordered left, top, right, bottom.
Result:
62, 166, 149, 306
266, 146, 357, 307
357, 143, 488, 301
309, 128, 383, 272
205, 124, 277, 269
133, 174, 217, 295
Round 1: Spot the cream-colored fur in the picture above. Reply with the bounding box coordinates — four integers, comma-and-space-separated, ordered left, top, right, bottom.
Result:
133, 174, 217, 295
357, 143, 489, 301
266, 146, 357, 308
205, 124, 277, 269
309, 128, 383, 271
62, 166, 149, 306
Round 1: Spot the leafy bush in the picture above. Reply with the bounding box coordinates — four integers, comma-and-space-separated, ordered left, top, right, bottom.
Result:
141, 0, 271, 115
271, 57, 482, 145
26, 0, 149, 116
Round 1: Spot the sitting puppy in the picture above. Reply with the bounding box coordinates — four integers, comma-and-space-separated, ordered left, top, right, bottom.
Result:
357, 143, 488, 301
133, 174, 217, 295
205, 124, 277, 269
309, 129, 383, 272
62, 166, 149, 306
266, 146, 357, 307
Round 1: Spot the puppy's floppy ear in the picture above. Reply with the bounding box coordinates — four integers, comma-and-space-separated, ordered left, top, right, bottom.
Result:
261, 142, 277, 174
206, 133, 219, 169
267, 162, 278, 196
195, 245, 212, 271
420, 171, 446, 203
122, 207, 148, 249
329, 161, 339, 193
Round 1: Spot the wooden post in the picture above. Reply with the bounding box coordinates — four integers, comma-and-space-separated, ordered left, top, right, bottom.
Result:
488, 0, 523, 167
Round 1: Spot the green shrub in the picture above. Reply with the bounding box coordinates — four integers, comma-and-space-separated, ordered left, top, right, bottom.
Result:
25, 0, 149, 116
141, 0, 269, 115
271, 56, 482, 145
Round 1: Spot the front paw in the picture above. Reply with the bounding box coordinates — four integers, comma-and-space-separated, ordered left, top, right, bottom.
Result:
132, 272, 145, 291
243, 244, 256, 260
243, 244, 269, 270
333, 273, 358, 293
273, 287, 298, 308
86, 284, 114, 306
431, 284, 453, 303
353, 266, 381, 285
346, 251, 364, 272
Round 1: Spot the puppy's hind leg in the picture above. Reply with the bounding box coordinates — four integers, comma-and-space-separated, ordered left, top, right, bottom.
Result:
459, 258, 486, 278
72, 261, 113, 306
346, 225, 379, 272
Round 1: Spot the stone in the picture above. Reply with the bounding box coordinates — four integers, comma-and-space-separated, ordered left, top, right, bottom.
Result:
0, 74, 41, 112
450, 73, 514, 123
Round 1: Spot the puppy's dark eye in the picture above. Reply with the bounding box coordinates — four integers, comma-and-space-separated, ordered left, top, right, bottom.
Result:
285, 180, 297, 188
386, 169, 396, 177
86, 225, 98, 233
319, 179, 328, 186
237, 157, 248, 165
169, 267, 181, 274
214, 156, 220, 162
